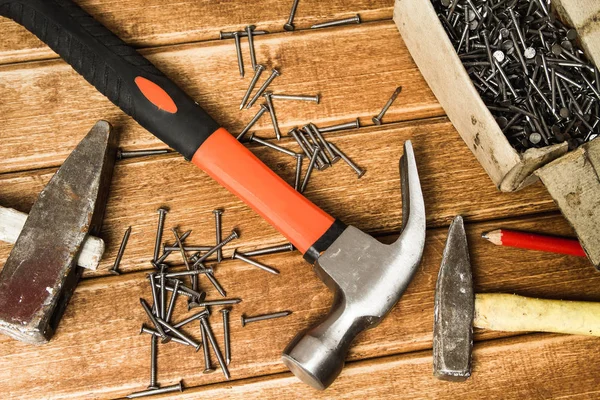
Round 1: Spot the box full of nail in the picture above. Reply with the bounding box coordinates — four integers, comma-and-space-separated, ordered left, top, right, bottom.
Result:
394, 0, 599, 192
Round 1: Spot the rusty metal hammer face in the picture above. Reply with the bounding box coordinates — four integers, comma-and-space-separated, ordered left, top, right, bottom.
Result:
282, 141, 426, 390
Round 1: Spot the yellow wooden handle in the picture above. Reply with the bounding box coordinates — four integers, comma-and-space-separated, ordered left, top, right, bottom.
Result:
474, 293, 600, 336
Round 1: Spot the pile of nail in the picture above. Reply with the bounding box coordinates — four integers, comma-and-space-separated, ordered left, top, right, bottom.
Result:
125, 208, 293, 398
219, 23, 366, 192
433, 0, 600, 151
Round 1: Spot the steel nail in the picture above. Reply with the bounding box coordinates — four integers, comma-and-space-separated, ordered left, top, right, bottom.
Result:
248, 133, 297, 157
310, 123, 339, 163
237, 104, 270, 141
316, 119, 360, 133
117, 149, 170, 159
163, 245, 213, 252
140, 298, 170, 343
301, 146, 321, 193
246, 69, 280, 109
330, 142, 365, 178
126, 381, 183, 398
148, 335, 158, 389
294, 154, 303, 191
140, 326, 189, 346
232, 31, 244, 78
241, 311, 292, 327
245, 25, 257, 71
148, 274, 160, 315
242, 243, 295, 257
192, 230, 239, 265
240, 65, 265, 109
200, 317, 231, 380
311, 14, 361, 29
270, 94, 320, 103
284, 0, 300, 31
153, 208, 168, 262
172, 308, 210, 329
200, 321, 215, 373
165, 279, 180, 323
213, 209, 224, 262
263, 92, 282, 140
221, 308, 231, 365
109, 226, 131, 275
372, 86, 402, 125
302, 125, 330, 166
159, 269, 166, 320
231, 249, 279, 274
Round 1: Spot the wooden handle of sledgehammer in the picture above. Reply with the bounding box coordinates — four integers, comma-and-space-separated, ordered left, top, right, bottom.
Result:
0, 206, 104, 270
474, 293, 600, 336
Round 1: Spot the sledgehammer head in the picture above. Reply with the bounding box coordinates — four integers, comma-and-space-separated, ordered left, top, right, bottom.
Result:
432, 216, 474, 381
282, 141, 426, 390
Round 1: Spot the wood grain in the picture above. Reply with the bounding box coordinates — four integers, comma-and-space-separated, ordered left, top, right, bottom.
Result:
0, 213, 596, 399
171, 333, 600, 399
0, 118, 556, 277
0, 20, 440, 175
0, 0, 394, 65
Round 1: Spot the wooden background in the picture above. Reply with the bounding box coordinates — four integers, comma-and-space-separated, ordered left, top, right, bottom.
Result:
0, 0, 599, 398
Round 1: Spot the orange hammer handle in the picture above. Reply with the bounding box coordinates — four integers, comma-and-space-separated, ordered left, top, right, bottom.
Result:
192, 128, 335, 255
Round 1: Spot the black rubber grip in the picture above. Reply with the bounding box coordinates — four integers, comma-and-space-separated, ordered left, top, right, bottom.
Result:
0, 0, 220, 159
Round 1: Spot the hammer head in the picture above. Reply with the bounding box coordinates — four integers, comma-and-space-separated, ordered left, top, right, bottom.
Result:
282, 141, 426, 390
432, 215, 474, 381
0, 121, 117, 344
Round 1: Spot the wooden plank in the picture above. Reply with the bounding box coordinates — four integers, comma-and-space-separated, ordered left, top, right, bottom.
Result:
0, 0, 394, 65
0, 118, 556, 277
0, 20, 441, 175
0, 213, 596, 399
173, 334, 600, 399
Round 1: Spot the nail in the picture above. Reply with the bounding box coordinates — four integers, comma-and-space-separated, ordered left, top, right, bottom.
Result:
241, 311, 292, 327
163, 245, 213, 252
289, 128, 313, 159
232, 31, 244, 78
240, 65, 265, 109
109, 226, 131, 275
302, 125, 330, 166
231, 249, 279, 274
237, 104, 269, 141
294, 154, 303, 191
117, 149, 170, 159
165, 279, 180, 322
284, 0, 300, 31
372, 86, 402, 125
213, 209, 224, 262
200, 317, 231, 380
140, 326, 189, 346
246, 69, 280, 109
148, 274, 160, 315
311, 14, 360, 29
242, 243, 295, 257
159, 269, 166, 319
140, 298, 170, 343
126, 381, 183, 398
330, 143, 365, 178
248, 133, 297, 157
192, 230, 239, 265
270, 94, 320, 103
221, 308, 231, 365
200, 320, 215, 373
148, 335, 157, 389
172, 308, 210, 329
155, 230, 191, 264
263, 92, 282, 140
157, 317, 202, 350
300, 146, 321, 193
153, 208, 168, 262
309, 123, 339, 163
246, 25, 257, 71
316, 119, 360, 133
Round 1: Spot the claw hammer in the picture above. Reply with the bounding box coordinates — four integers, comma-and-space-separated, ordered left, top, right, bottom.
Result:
0, 0, 427, 389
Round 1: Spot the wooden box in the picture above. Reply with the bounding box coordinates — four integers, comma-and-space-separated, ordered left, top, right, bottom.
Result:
394, 0, 600, 267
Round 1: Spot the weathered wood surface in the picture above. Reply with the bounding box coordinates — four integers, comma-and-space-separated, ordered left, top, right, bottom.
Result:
0, 0, 394, 65
0, 21, 440, 174
171, 333, 600, 399
0, 118, 556, 277
0, 213, 596, 399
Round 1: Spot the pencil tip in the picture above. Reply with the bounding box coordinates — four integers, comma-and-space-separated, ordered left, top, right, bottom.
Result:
481, 231, 489, 240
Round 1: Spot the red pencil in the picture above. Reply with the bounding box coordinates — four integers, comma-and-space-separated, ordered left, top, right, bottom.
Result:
481, 229, 586, 257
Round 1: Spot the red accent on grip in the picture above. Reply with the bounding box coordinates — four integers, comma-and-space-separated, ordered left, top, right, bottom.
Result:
192, 128, 335, 254
134, 77, 178, 113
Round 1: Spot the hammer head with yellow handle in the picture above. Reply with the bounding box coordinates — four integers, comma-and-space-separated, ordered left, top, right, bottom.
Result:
433, 216, 600, 381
